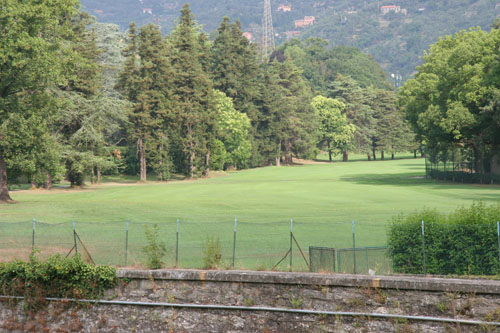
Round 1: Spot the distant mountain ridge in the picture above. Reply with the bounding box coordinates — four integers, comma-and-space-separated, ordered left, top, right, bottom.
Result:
81, 0, 499, 80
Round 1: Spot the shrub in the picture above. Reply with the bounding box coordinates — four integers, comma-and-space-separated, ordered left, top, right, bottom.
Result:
0, 252, 117, 311
202, 236, 222, 269
142, 224, 167, 269
388, 202, 500, 275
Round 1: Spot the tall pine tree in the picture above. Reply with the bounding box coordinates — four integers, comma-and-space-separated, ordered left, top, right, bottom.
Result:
169, 4, 216, 177
117, 23, 173, 182
211, 18, 263, 166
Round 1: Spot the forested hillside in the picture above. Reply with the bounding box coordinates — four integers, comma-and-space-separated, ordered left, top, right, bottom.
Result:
81, 0, 500, 80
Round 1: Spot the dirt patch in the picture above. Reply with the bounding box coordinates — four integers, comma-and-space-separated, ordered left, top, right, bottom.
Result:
292, 158, 330, 165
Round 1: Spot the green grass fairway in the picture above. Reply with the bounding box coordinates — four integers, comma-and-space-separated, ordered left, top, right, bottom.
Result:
1, 158, 499, 270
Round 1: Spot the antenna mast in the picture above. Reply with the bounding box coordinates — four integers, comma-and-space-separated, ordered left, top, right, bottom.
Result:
262, 0, 275, 62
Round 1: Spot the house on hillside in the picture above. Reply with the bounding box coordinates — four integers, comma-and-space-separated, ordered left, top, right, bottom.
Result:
278, 4, 292, 12
381, 5, 400, 14
142, 8, 153, 15
295, 16, 316, 28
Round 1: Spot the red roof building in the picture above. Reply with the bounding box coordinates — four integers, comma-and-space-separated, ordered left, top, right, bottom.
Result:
381, 5, 400, 14
278, 4, 292, 12
295, 16, 316, 28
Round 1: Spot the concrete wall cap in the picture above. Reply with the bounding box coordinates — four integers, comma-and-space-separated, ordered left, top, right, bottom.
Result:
117, 269, 500, 294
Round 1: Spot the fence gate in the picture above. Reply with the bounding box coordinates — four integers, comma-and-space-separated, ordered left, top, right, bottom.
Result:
309, 246, 392, 274
309, 246, 336, 272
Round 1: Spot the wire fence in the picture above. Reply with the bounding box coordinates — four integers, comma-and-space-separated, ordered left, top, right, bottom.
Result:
424, 147, 500, 184
0, 218, 391, 272
309, 246, 392, 275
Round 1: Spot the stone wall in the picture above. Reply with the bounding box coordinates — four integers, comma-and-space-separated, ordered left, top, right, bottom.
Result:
2, 269, 500, 332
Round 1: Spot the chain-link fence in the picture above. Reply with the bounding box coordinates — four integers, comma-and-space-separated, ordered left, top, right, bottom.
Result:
0, 219, 391, 272
309, 246, 392, 275
425, 147, 500, 184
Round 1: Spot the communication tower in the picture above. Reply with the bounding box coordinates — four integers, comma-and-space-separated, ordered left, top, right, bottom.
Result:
262, 0, 275, 62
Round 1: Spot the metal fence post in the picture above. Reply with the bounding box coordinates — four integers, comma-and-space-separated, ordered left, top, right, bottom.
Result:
352, 221, 356, 274
232, 217, 237, 269
176, 219, 180, 267
337, 249, 341, 273
422, 220, 427, 275
125, 219, 129, 266
497, 221, 500, 272
290, 218, 293, 272
32, 218, 36, 251
72, 219, 78, 254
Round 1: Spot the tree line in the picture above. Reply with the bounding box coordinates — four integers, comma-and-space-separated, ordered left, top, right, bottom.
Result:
0, 1, 414, 202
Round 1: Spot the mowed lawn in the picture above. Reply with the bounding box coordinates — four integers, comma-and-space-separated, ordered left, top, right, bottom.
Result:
1, 158, 499, 269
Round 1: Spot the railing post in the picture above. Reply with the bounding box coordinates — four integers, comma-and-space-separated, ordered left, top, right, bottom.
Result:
232, 218, 237, 269
497, 221, 500, 272
290, 218, 293, 272
176, 219, 180, 267
125, 219, 129, 266
422, 220, 427, 275
72, 219, 78, 254
352, 221, 356, 274
32, 218, 36, 251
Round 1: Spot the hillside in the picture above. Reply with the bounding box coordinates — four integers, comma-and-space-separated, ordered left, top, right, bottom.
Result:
81, 0, 499, 82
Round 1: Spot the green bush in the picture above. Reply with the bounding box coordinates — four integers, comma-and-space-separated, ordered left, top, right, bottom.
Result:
142, 224, 167, 269
388, 202, 500, 275
0, 253, 117, 311
202, 236, 222, 269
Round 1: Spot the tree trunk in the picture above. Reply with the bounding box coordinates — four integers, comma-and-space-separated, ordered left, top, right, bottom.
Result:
45, 170, 52, 189
391, 153, 395, 160
190, 150, 195, 178
367, 153, 371, 161
138, 138, 147, 182
381, 151, 385, 160
343, 150, 349, 162
91, 167, 95, 184
97, 167, 102, 184
327, 141, 332, 162
0, 154, 13, 202
158, 142, 163, 181
284, 139, 293, 165
372, 148, 376, 161
276, 139, 281, 167
31, 177, 36, 190
205, 149, 211, 177
414, 150, 417, 158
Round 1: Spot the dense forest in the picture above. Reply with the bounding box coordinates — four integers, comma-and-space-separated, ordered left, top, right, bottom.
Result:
0, 1, 415, 202
81, 0, 500, 81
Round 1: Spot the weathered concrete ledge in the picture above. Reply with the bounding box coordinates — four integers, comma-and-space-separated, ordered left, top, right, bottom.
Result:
118, 269, 500, 294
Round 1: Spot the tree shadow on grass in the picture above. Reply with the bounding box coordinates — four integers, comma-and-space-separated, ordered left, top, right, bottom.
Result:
340, 172, 500, 190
